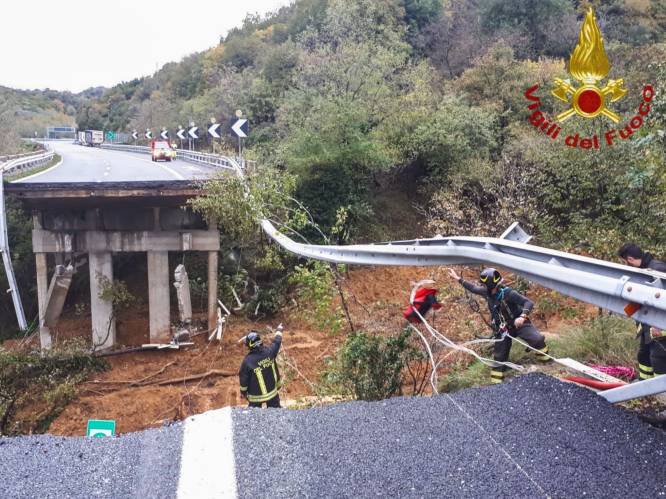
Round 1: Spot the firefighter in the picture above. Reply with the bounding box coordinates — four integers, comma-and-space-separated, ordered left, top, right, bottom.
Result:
239, 325, 283, 408
448, 267, 550, 383
618, 243, 666, 378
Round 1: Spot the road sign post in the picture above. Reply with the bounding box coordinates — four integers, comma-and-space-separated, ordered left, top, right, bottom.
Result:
231, 114, 249, 167
177, 127, 186, 149
188, 125, 199, 151
208, 119, 220, 153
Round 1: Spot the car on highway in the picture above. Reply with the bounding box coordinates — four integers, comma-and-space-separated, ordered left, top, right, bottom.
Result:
151, 140, 176, 162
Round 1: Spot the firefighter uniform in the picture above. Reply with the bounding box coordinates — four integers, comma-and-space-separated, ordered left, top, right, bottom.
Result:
461, 278, 549, 383
239, 331, 283, 408
635, 254, 666, 379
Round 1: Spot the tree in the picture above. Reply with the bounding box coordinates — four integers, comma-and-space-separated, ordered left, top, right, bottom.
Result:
480, 0, 576, 57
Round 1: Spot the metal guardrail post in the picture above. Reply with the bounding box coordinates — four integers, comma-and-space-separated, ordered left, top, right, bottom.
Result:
0, 150, 54, 330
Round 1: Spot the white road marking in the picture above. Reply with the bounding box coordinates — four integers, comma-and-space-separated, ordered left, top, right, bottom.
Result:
11, 157, 63, 182
111, 151, 186, 180
177, 407, 237, 499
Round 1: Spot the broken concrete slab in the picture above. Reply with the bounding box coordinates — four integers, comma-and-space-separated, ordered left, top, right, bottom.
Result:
43, 264, 74, 328
173, 264, 192, 324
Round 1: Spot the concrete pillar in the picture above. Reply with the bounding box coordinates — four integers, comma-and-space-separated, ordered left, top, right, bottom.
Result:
148, 251, 171, 343
208, 251, 219, 331
35, 253, 51, 349
89, 251, 115, 349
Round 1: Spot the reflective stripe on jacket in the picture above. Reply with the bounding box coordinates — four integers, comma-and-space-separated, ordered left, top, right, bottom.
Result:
239, 333, 282, 402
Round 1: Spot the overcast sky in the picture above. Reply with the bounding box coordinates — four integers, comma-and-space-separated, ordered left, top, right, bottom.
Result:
1, 0, 293, 92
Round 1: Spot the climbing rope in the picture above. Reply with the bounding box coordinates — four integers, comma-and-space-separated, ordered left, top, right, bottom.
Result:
407, 282, 528, 394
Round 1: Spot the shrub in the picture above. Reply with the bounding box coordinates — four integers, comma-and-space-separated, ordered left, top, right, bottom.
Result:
0, 340, 107, 435
323, 328, 421, 401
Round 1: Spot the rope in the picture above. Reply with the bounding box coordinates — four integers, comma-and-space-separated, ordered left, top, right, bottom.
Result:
406, 282, 526, 394
444, 392, 551, 498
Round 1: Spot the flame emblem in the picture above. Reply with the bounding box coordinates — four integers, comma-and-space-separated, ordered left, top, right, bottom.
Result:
551, 8, 627, 123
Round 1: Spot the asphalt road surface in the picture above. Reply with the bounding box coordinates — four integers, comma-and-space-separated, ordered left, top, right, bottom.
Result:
17, 141, 220, 183
1, 374, 665, 498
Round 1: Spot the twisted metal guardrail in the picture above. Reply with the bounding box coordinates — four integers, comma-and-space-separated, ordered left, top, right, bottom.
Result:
262, 220, 666, 330
262, 219, 666, 401
0, 149, 55, 330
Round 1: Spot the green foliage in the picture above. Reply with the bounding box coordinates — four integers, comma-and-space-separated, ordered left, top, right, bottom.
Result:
438, 360, 490, 393
0, 197, 38, 341
96, 274, 134, 311
4, 0, 666, 344
550, 316, 636, 367
323, 328, 420, 400
480, 0, 575, 57
0, 340, 107, 435
289, 261, 343, 333
190, 167, 298, 245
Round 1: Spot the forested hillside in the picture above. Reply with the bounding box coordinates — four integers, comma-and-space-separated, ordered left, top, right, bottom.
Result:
0, 86, 96, 154
74, 0, 666, 259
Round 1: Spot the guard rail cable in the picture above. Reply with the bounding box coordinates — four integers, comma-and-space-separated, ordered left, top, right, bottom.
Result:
0, 149, 54, 330
260, 219, 666, 403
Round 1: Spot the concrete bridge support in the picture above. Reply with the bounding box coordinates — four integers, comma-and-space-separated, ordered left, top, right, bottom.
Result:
148, 251, 171, 343
89, 251, 115, 350
10, 183, 220, 350
35, 253, 51, 349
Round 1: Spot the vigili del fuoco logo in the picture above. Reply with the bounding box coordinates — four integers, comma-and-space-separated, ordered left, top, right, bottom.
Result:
524, 8, 654, 150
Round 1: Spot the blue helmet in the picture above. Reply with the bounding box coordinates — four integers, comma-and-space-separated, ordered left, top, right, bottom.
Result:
245, 331, 262, 349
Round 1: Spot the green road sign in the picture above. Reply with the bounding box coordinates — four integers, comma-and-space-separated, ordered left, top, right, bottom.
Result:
106, 131, 115, 141
86, 419, 116, 438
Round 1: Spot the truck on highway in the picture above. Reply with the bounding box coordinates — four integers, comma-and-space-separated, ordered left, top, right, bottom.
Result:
84, 130, 104, 147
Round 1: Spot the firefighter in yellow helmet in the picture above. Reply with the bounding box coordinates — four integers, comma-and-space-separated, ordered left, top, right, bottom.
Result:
239, 325, 283, 408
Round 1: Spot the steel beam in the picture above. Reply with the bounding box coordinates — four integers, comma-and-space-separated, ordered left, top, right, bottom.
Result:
599, 375, 666, 403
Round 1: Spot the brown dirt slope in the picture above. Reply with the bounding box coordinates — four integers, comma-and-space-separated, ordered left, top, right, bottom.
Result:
9, 265, 594, 436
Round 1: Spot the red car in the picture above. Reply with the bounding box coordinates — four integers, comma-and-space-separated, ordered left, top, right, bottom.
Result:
151, 140, 176, 162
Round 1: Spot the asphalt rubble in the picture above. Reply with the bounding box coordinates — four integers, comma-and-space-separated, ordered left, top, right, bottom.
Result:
1, 373, 665, 498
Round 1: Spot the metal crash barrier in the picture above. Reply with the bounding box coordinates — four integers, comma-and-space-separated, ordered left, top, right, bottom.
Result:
262, 219, 666, 401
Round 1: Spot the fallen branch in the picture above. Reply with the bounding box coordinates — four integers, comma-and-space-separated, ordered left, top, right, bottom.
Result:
139, 369, 236, 387
131, 361, 177, 386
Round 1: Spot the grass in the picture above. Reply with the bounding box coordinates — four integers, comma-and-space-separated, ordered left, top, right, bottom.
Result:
5, 153, 61, 182
549, 315, 636, 367
437, 315, 637, 394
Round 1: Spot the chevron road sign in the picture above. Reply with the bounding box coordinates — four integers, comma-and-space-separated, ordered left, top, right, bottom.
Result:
231, 119, 249, 138
131, 131, 138, 140
188, 126, 199, 139
177, 128, 186, 140
145, 129, 152, 140
208, 123, 221, 139
160, 129, 169, 140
